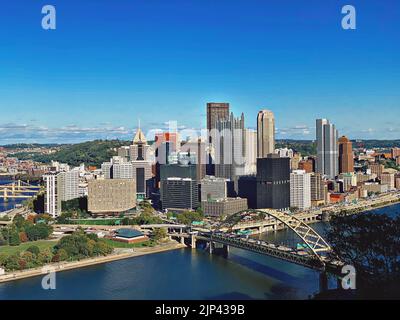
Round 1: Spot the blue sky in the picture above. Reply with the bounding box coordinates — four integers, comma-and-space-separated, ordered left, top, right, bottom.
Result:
0, 0, 399, 143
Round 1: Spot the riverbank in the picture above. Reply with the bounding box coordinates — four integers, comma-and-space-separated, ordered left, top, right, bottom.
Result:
0, 241, 186, 284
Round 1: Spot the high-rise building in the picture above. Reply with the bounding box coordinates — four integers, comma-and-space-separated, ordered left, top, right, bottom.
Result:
316, 119, 339, 179
244, 129, 257, 175
310, 173, 325, 206
160, 163, 197, 181
381, 173, 395, 191
214, 112, 246, 182
391, 147, 400, 159
338, 136, 354, 173
257, 110, 275, 158
237, 175, 257, 209
130, 128, 153, 200
290, 170, 311, 210
43, 168, 80, 218
256, 155, 290, 210
369, 163, 384, 178
44, 172, 60, 218
206, 102, 230, 143
57, 168, 80, 201
180, 138, 207, 181
160, 178, 199, 211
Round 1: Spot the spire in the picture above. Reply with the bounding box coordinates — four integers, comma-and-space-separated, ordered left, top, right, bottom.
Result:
133, 119, 147, 144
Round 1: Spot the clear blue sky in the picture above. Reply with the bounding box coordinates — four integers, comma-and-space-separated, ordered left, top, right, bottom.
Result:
0, 0, 399, 143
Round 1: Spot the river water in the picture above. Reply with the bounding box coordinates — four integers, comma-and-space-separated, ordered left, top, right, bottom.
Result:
0, 194, 399, 300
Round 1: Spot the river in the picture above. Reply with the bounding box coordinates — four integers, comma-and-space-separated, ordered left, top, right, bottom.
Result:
0, 197, 399, 300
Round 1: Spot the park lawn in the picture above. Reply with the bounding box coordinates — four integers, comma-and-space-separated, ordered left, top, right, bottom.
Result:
0, 240, 57, 257
102, 238, 155, 249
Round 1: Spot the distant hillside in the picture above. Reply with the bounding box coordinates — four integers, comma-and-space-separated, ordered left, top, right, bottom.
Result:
2, 143, 60, 149
13, 140, 130, 167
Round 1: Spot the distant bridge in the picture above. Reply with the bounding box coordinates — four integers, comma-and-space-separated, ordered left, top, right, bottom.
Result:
0, 180, 41, 200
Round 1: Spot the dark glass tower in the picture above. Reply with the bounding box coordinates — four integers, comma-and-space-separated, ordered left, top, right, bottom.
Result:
256, 154, 290, 210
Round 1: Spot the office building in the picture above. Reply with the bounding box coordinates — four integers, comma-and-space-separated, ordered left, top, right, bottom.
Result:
207, 102, 230, 143
381, 172, 395, 191
88, 179, 136, 215
369, 163, 384, 178
316, 119, 338, 179
237, 175, 257, 209
290, 170, 311, 210
311, 173, 325, 206
130, 128, 153, 200
257, 110, 275, 158
200, 176, 227, 201
214, 112, 246, 181
244, 129, 257, 175
338, 136, 354, 173
298, 160, 313, 173
275, 148, 294, 158
201, 197, 248, 217
160, 178, 199, 211
256, 155, 290, 210
392, 148, 400, 159
338, 172, 357, 192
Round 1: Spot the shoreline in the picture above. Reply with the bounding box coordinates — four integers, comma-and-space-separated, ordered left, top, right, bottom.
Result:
0, 241, 186, 284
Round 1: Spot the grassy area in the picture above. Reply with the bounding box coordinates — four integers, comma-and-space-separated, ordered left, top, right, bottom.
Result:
67, 218, 122, 226
0, 240, 57, 256
102, 238, 155, 248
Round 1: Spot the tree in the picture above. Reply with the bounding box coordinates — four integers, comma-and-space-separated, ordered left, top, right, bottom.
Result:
27, 245, 40, 257
38, 248, 53, 264
25, 224, 53, 241
327, 213, 400, 298
4, 255, 20, 271
13, 214, 25, 229
19, 232, 28, 243
152, 228, 167, 243
9, 230, 21, 246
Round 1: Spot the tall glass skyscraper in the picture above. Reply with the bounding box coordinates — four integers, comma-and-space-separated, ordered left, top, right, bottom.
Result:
316, 119, 338, 179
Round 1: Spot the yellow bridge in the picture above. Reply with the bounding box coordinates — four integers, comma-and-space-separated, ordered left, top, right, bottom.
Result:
0, 180, 41, 201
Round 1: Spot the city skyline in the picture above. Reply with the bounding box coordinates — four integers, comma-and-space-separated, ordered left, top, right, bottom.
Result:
1, 0, 399, 143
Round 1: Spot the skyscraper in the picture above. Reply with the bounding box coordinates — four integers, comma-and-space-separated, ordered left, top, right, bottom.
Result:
338, 136, 354, 174
256, 154, 290, 210
316, 119, 339, 179
257, 110, 275, 158
214, 112, 246, 182
130, 128, 152, 200
206, 102, 230, 143
290, 170, 311, 210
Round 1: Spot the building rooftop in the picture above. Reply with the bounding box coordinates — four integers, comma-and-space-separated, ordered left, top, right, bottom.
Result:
115, 228, 144, 239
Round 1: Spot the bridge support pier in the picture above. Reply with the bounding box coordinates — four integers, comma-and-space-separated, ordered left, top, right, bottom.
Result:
180, 236, 185, 245
209, 241, 213, 254
319, 271, 329, 293
191, 234, 196, 249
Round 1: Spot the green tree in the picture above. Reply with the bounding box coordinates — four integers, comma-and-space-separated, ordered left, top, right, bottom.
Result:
4, 255, 20, 271
9, 230, 21, 246
152, 228, 167, 243
37, 248, 53, 264
26, 245, 40, 257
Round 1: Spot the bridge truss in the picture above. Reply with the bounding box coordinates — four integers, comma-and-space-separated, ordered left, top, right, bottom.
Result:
213, 209, 332, 266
